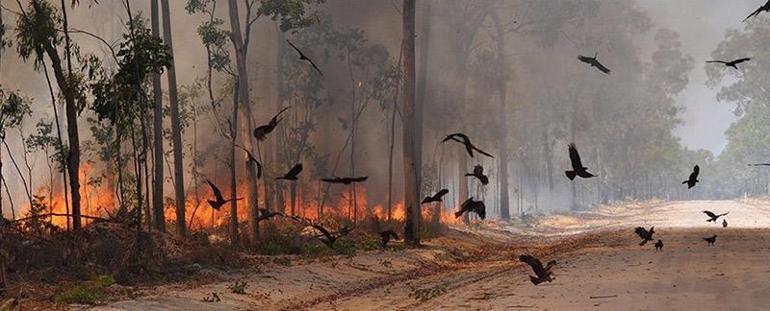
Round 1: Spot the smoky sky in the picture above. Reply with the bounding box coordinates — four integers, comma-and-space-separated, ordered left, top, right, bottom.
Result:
638, 0, 758, 154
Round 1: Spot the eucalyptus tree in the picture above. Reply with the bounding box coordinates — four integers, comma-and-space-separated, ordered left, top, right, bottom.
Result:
0, 89, 32, 219
14, 0, 87, 230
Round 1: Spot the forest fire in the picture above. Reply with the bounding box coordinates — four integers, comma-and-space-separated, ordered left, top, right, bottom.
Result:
28, 169, 457, 231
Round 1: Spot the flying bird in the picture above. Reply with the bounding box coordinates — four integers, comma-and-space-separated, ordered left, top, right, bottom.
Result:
441, 133, 493, 158
421, 189, 449, 204
703, 235, 718, 246
253, 107, 289, 141
723, 219, 728, 228
310, 224, 352, 249
256, 208, 284, 222
654, 240, 664, 252
206, 180, 242, 210
320, 176, 368, 185
287, 40, 323, 76
634, 226, 655, 246
565, 143, 596, 180
276, 163, 303, 181
577, 53, 611, 74
519, 254, 556, 285
748, 163, 770, 166
703, 210, 728, 223
744, 0, 770, 22
465, 165, 489, 185
455, 197, 486, 220
683, 165, 699, 189
706, 58, 751, 69
379, 230, 400, 248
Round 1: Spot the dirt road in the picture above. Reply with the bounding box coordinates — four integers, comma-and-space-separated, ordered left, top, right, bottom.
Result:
94, 200, 770, 311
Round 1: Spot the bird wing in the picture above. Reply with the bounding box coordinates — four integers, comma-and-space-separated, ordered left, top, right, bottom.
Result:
703, 210, 717, 218
434, 189, 449, 199
732, 57, 751, 65
307, 58, 324, 76
286, 40, 305, 58
594, 60, 611, 74
207, 180, 224, 202
706, 60, 728, 64
320, 178, 339, 183
442, 133, 466, 143
568, 144, 584, 169
287, 163, 303, 178
312, 224, 334, 241
474, 201, 487, 219
352, 176, 368, 182
749, 163, 770, 166
519, 255, 546, 276
472, 145, 494, 158
577, 55, 592, 64
634, 227, 649, 239
744, 6, 764, 22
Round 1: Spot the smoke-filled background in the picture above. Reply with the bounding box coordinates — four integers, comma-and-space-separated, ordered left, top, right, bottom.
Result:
1, 0, 769, 226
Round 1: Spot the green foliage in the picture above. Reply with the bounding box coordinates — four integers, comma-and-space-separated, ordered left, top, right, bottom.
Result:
258, 0, 326, 32
0, 88, 31, 138
14, 0, 61, 67
57, 275, 115, 305
90, 17, 171, 129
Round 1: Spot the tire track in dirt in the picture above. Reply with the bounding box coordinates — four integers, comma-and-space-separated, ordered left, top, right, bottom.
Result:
289, 230, 614, 311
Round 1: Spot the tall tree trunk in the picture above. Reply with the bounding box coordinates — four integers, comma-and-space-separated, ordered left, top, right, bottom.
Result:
227, 0, 259, 245
30, 0, 82, 230
403, 0, 420, 245
160, 0, 187, 237
151, 0, 165, 232
229, 81, 240, 245
274, 28, 286, 214
415, 0, 430, 225
490, 10, 510, 220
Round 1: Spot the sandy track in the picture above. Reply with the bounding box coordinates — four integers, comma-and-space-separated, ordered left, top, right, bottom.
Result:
94, 200, 770, 311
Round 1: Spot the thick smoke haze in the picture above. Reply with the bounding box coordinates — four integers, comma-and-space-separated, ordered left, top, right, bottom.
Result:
0, 0, 769, 222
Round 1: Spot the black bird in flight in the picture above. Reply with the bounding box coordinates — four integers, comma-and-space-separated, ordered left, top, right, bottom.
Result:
565, 143, 596, 180
287, 40, 323, 76
455, 197, 486, 220
276, 163, 303, 181
421, 189, 449, 204
465, 165, 489, 185
256, 208, 284, 222
379, 230, 400, 248
206, 180, 242, 210
654, 240, 664, 252
744, 0, 770, 22
748, 163, 770, 166
683, 165, 699, 189
634, 226, 655, 246
723, 219, 728, 228
577, 53, 611, 74
320, 176, 368, 185
703, 235, 718, 246
253, 107, 289, 141
316, 224, 352, 249
519, 254, 556, 285
703, 210, 729, 223
441, 133, 493, 158
706, 58, 751, 69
